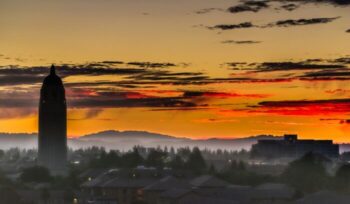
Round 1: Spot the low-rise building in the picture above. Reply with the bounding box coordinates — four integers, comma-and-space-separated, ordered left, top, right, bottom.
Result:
251, 134, 339, 159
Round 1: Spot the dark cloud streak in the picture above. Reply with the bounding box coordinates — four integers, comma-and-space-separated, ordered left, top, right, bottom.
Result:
228, 0, 270, 13
284, 0, 350, 6
221, 40, 262, 44
208, 22, 255, 30
266, 17, 339, 27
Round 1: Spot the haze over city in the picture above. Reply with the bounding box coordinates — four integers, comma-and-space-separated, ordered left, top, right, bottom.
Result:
3, 1, 350, 204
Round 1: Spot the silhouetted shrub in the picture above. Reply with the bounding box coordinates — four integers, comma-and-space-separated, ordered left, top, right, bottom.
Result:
89, 150, 121, 168
186, 147, 207, 174
0, 187, 21, 204
333, 164, 350, 192
169, 155, 185, 170
219, 160, 272, 185
121, 148, 144, 168
145, 149, 167, 168
20, 166, 52, 183
280, 152, 331, 193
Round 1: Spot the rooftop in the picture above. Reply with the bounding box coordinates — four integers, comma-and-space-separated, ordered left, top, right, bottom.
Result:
190, 175, 230, 188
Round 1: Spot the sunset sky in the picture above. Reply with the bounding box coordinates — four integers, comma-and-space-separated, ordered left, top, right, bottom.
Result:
1, 0, 350, 142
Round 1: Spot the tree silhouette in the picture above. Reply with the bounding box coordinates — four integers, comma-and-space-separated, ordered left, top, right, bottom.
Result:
0, 187, 21, 204
89, 150, 121, 168
121, 148, 144, 168
0, 150, 4, 159
63, 189, 75, 202
41, 188, 50, 203
334, 164, 350, 192
280, 152, 330, 193
219, 160, 270, 185
208, 164, 217, 175
186, 147, 206, 174
145, 149, 167, 168
20, 166, 52, 183
169, 155, 185, 170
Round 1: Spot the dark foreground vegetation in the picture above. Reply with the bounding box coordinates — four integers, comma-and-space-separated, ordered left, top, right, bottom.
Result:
1, 146, 350, 203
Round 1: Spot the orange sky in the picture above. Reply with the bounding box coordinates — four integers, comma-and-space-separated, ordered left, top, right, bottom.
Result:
1, 0, 350, 142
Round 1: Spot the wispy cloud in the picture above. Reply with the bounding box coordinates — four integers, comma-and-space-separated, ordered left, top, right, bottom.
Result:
283, 0, 350, 6
228, 0, 270, 13
266, 17, 340, 27
208, 17, 339, 32
224, 58, 349, 72
195, 8, 224, 14
221, 40, 262, 44
208, 22, 255, 30
249, 98, 350, 116
279, 3, 299, 11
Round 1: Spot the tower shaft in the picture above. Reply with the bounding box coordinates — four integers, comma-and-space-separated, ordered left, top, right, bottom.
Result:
38, 65, 67, 175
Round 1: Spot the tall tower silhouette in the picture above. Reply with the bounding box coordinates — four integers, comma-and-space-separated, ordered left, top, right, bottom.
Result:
38, 65, 67, 175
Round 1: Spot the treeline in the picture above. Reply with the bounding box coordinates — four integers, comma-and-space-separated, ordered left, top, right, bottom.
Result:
0, 148, 37, 162
3, 146, 350, 195
219, 152, 350, 194
87, 146, 208, 175
0, 146, 250, 164
280, 153, 350, 193
83, 148, 350, 194
83, 146, 267, 184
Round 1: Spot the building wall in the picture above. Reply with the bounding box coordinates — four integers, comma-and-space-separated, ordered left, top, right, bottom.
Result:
251, 135, 339, 159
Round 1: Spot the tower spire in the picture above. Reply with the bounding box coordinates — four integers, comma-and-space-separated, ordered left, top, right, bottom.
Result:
50, 64, 56, 75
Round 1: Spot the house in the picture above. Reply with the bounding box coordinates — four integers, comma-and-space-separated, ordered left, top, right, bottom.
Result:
79, 168, 108, 182
192, 185, 252, 203
183, 182, 295, 204
295, 190, 350, 204
143, 176, 191, 204
190, 175, 230, 189
81, 167, 174, 204
250, 183, 296, 203
158, 188, 239, 204
17, 190, 70, 204
158, 188, 196, 204
102, 176, 158, 204
81, 169, 119, 198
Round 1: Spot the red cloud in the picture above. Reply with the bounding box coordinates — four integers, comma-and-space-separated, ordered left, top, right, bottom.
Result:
125, 92, 153, 99
185, 91, 270, 99
252, 99, 350, 116
202, 92, 270, 98
66, 88, 98, 98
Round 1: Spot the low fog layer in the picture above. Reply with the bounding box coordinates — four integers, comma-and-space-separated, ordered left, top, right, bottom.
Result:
0, 130, 279, 151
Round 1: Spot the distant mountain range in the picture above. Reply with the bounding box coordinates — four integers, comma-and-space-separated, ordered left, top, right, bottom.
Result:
1, 130, 348, 152
73, 130, 279, 151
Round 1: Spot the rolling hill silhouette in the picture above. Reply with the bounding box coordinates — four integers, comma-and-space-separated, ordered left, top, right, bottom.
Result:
3, 130, 339, 151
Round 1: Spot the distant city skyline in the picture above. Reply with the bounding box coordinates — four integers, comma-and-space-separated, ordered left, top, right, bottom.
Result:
1, 0, 350, 142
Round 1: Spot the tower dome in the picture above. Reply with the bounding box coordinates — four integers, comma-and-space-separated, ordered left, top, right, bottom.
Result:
42, 65, 64, 87
40, 65, 65, 104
